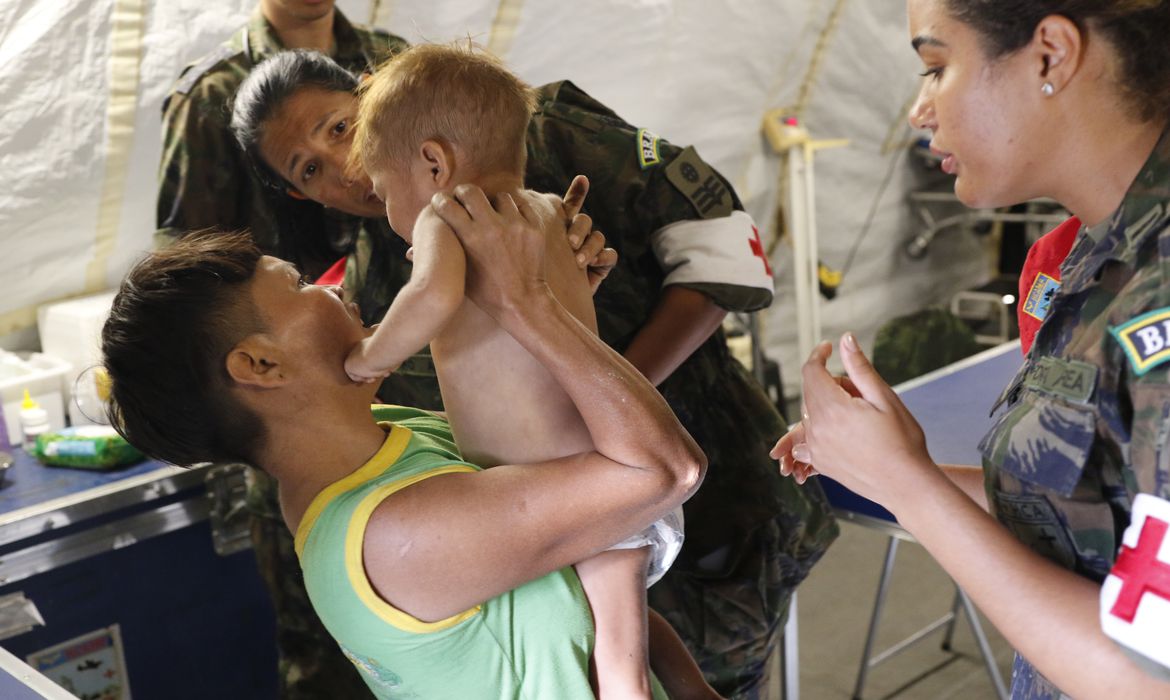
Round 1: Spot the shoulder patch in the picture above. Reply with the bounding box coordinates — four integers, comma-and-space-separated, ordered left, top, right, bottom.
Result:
665, 147, 734, 220
1021, 272, 1060, 322
174, 44, 237, 96
1099, 493, 1170, 675
637, 128, 661, 169
1110, 307, 1170, 375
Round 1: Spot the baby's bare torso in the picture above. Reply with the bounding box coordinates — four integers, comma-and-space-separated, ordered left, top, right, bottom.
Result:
432, 190, 597, 467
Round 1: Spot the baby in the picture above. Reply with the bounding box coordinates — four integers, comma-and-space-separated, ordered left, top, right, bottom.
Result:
344, 43, 686, 699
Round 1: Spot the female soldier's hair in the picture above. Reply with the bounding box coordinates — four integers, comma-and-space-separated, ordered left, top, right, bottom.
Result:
102, 231, 268, 467
231, 50, 360, 191
944, 0, 1170, 121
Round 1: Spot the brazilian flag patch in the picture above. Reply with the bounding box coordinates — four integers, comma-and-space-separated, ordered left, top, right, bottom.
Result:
1111, 306, 1170, 375
637, 128, 661, 169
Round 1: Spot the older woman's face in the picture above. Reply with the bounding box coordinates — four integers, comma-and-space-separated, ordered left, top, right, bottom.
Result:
906, 0, 1047, 209
258, 87, 386, 218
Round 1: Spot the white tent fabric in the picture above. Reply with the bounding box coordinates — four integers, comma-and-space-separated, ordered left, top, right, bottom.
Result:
0, 0, 990, 390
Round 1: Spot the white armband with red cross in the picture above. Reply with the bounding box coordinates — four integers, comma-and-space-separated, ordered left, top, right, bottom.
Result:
1100, 493, 1170, 675
650, 210, 775, 294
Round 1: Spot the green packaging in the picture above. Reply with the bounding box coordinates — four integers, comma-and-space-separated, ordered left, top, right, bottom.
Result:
33, 426, 144, 470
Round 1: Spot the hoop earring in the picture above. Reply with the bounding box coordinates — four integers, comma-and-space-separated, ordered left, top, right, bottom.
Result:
1041, 82, 1055, 97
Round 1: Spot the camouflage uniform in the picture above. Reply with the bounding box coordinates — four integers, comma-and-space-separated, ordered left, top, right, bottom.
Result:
156, 10, 405, 699
349, 81, 839, 699
156, 8, 407, 277
979, 129, 1170, 698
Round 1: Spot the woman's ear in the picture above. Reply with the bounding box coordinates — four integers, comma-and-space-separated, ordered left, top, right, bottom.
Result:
1032, 14, 1083, 94
226, 336, 290, 389
419, 140, 455, 189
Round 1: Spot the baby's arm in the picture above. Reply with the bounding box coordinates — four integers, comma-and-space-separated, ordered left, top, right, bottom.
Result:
345, 208, 466, 383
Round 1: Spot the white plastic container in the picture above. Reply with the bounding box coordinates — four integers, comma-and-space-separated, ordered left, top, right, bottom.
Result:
37, 292, 115, 427
0, 352, 70, 448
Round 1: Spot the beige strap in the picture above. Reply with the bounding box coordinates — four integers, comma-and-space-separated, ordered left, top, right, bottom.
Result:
85, 0, 146, 294
487, 0, 525, 58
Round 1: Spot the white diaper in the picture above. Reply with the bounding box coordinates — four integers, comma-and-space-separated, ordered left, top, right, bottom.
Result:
606, 506, 685, 587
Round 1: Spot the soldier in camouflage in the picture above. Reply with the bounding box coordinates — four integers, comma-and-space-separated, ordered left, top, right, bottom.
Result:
977, 125, 1170, 697
778, 1, 1170, 697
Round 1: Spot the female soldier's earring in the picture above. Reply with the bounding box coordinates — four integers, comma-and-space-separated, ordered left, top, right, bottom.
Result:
1041, 82, 1055, 97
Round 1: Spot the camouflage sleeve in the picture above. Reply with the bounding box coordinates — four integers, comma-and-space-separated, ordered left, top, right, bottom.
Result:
531, 83, 771, 311
155, 76, 250, 249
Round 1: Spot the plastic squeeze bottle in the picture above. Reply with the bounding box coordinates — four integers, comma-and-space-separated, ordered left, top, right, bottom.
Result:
20, 390, 49, 452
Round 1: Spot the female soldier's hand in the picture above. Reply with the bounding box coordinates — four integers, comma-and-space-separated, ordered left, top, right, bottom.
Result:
772, 333, 935, 513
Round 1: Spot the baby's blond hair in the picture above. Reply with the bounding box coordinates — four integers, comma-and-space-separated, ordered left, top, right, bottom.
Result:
352, 42, 537, 180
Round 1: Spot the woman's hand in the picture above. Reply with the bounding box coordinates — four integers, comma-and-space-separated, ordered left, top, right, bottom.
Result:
430, 185, 548, 317
772, 333, 935, 511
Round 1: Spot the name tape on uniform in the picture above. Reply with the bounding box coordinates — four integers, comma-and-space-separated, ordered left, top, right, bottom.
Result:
1022, 356, 1097, 405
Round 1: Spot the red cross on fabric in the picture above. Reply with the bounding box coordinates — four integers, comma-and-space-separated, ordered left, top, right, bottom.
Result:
749, 225, 773, 277
1110, 515, 1170, 623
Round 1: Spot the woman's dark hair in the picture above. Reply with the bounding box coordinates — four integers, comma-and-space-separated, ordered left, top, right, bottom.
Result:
231, 49, 360, 191
102, 231, 268, 467
944, 0, 1170, 121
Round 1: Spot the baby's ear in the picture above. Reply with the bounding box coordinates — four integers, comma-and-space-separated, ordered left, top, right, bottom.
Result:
419, 140, 455, 188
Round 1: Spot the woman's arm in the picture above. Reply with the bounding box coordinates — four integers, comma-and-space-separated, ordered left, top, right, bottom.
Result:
939, 463, 989, 511
622, 285, 727, 386
361, 186, 706, 622
344, 211, 465, 383
778, 335, 1170, 698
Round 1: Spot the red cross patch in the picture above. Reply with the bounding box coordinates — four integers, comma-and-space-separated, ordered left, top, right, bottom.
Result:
1100, 493, 1170, 671
749, 225, 773, 277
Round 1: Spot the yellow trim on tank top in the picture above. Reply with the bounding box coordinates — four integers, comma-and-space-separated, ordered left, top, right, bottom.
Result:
294, 421, 412, 557
346, 465, 482, 633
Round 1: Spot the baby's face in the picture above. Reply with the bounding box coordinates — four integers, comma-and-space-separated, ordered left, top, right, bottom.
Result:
368, 163, 437, 243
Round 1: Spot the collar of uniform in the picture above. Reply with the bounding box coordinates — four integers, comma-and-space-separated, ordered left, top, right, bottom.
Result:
330, 9, 369, 65
245, 6, 285, 64
243, 7, 367, 66
1059, 126, 1170, 296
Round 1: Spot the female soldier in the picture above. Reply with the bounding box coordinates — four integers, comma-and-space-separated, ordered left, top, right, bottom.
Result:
775, 1, 1170, 697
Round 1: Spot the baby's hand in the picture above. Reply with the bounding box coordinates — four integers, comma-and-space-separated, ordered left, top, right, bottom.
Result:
345, 339, 396, 384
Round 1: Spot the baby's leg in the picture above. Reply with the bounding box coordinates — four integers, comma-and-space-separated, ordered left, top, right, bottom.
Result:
574, 547, 653, 700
